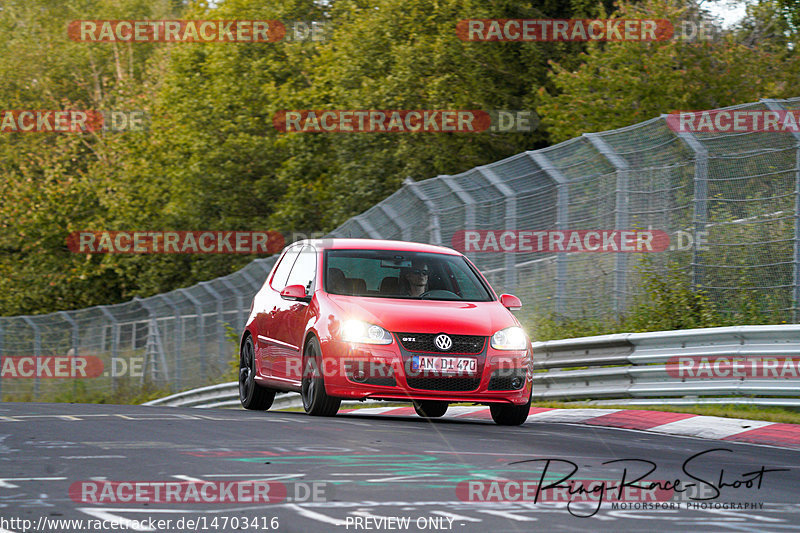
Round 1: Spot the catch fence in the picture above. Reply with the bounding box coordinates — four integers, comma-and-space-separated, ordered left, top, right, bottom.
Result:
3, 97, 799, 398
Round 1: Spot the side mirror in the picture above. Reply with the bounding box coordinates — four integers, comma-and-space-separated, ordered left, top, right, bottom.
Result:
500, 294, 522, 311
281, 284, 311, 302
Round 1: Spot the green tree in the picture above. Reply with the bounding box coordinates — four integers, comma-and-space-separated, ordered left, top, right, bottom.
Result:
537, 0, 800, 142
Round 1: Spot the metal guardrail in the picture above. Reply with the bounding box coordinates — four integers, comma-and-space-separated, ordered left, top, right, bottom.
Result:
143, 383, 381, 410
144, 325, 800, 409
532, 325, 800, 406
142, 383, 304, 410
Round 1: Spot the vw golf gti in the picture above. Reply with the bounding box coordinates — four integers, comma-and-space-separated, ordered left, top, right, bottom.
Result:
239, 238, 533, 425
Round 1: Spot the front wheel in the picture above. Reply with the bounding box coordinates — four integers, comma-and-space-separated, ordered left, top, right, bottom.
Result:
490, 394, 531, 426
301, 337, 341, 417
239, 336, 276, 410
413, 400, 448, 418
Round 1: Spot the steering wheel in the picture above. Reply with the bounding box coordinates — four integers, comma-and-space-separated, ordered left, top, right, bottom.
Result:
420, 289, 460, 299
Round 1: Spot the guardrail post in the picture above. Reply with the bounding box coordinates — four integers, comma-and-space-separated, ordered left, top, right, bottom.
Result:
58, 311, 79, 397
21, 316, 41, 398
199, 282, 227, 368
177, 288, 207, 380
528, 151, 570, 316
585, 133, 630, 313
476, 166, 517, 289
157, 294, 182, 391
763, 99, 800, 322
403, 177, 443, 246
674, 128, 709, 289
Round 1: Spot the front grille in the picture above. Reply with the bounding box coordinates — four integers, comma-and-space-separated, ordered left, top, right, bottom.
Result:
488, 369, 527, 391
397, 333, 486, 355
406, 376, 481, 392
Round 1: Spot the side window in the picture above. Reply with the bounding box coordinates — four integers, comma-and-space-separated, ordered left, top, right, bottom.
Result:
286, 246, 317, 292
270, 246, 301, 290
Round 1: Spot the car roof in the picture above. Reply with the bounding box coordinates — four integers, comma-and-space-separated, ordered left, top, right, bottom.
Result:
289, 238, 462, 255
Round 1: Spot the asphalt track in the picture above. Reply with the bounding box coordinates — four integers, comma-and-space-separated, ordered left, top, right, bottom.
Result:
1, 402, 799, 532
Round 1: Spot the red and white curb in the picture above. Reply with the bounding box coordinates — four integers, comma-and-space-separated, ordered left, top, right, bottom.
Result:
341, 406, 800, 450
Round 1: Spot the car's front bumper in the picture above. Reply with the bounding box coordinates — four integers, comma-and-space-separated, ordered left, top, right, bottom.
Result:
319, 336, 532, 405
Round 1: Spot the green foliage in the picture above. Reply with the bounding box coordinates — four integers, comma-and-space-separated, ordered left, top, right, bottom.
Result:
1, 0, 798, 318
537, 0, 800, 142
527, 260, 784, 342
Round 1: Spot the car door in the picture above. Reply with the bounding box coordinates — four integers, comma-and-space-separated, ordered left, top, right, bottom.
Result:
256, 244, 301, 378
270, 244, 317, 382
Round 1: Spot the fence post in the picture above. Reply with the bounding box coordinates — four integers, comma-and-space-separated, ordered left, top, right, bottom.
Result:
528, 151, 570, 316
199, 281, 227, 368
135, 297, 170, 386
177, 288, 207, 381
441, 174, 476, 244
353, 215, 382, 239
21, 317, 41, 398
476, 165, 518, 289
239, 269, 261, 293
98, 306, 120, 392
674, 128, 709, 289
763, 99, 800, 322
378, 203, 411, 240
220, 278, 245, 332
403, 177, 442, 245
58, 311, 79, 397
157, 294, 183, 391
584, 133, 630, 313
0, 318, 4, 398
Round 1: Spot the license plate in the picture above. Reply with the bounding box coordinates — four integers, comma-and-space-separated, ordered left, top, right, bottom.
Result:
412, 356, 477, 375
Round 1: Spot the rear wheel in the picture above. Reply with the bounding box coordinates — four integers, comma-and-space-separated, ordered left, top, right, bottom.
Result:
413, 400, 448, 418
301, 337, 341, 416
490, 394, 531, 426
239, 336, 276, 410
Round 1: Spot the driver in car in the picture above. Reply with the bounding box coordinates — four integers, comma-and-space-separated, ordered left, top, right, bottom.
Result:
400, 259, 429, 297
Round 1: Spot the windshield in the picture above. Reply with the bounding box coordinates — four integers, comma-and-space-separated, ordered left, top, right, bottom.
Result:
324, 249, 493, 301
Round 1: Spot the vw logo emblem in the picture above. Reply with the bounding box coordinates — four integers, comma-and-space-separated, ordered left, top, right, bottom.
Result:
434, 334, 452, 351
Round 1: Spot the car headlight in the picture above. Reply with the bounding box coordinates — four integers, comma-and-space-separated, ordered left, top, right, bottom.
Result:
491, 326, 527, 350
341, 320, 393, 345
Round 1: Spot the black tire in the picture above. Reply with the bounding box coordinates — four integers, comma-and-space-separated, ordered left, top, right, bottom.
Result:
490, 394, 531, 426
301, 337, 341, 417
239, 335, 276, 410
413, 400, 449, 418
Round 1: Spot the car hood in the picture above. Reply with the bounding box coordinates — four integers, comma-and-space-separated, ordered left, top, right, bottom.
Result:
324, 295, 518, 336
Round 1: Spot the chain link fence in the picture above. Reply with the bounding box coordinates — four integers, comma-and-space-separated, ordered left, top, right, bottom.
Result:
2, 97, 799, 399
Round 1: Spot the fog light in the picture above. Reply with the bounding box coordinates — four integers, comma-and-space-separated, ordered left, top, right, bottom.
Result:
352, 369, 367, 383
511, 377, 523, 389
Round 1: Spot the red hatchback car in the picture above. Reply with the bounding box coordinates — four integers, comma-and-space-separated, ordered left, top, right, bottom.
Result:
239, 238, 533, 425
